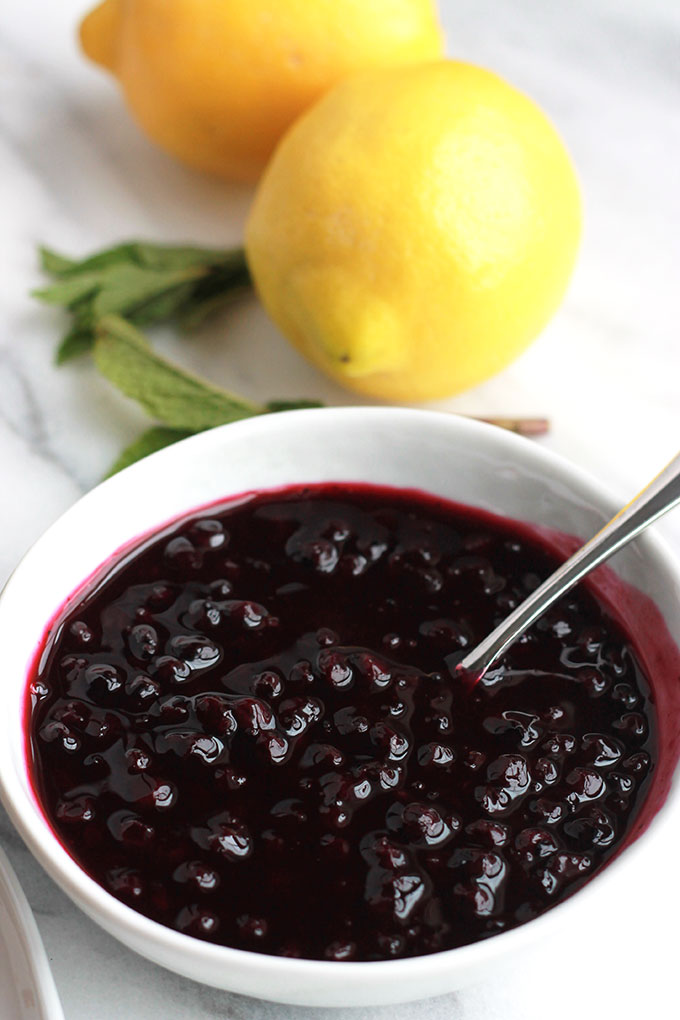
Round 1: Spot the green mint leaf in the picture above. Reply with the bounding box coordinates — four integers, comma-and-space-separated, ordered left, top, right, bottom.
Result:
178, 284, 250, 331
78, 242, 156, 273
93, 314, 263, 429
129, 283, 198, 327
131, 243, 246, 273
105, 425, 196, 477
265, 398, 325, 412
39, 246, 78, 275
91, 264, 205, 317
33, 274, 102, 309
40, 241, 246, 279
47, 241, 158, 277
38, 242, 145, 280
35, 243, 252, 354
55, 324, 95, 364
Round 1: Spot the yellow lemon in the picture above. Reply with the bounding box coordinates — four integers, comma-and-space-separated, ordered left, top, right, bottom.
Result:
79, 0, 444, 182
245, 61, 582, 401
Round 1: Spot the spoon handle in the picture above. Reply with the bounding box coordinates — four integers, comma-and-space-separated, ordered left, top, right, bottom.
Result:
459, 451, 680, 678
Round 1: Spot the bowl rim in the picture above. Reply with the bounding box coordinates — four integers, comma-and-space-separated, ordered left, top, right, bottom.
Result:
1, 406, 679, 996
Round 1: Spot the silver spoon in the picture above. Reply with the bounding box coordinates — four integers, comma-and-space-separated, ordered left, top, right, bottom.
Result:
458, 451, 680, 683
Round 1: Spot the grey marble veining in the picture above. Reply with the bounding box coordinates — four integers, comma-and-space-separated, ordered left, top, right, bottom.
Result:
1, 0, 679, 1016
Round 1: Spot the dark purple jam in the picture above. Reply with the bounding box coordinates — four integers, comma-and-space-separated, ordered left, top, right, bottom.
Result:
26, 484, 656, 961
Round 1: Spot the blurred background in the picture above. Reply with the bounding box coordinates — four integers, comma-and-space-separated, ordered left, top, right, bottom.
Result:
0, 1, 678, 1017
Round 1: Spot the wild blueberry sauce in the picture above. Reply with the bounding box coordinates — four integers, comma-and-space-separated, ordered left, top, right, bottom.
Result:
26, 484, 656, 961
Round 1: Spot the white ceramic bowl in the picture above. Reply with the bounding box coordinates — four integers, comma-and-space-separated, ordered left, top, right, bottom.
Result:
0, 847, 64, 1019
1, 407, 679, 1007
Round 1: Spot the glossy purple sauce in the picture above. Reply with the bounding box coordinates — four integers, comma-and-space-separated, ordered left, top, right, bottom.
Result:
25, 483, 666, 961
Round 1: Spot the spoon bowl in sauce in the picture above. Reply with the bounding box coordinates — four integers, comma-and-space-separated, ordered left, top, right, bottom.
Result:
459, 450, 680, 683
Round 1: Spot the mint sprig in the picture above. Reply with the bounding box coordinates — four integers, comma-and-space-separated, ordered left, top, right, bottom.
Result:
34, 241, 251, 363
106, 426, 196, 478
35, 243, 322, 475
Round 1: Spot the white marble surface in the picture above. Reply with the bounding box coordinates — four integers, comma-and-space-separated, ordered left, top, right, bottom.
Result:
1, 0, 679, 1016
